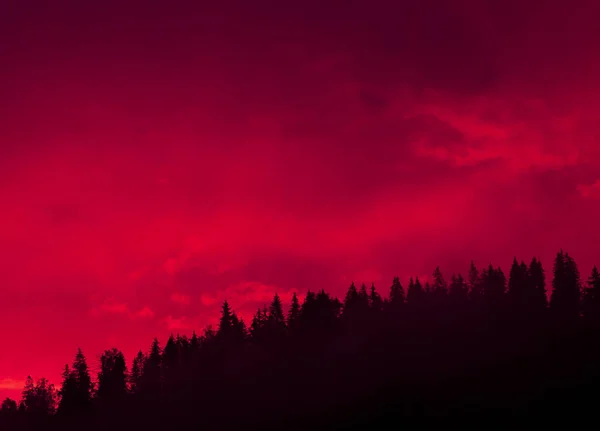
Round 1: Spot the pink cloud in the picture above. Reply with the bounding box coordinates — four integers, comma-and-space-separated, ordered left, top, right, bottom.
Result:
0, 378, 25, 390
577, 180, 600, 199
133, 306, 155, 319
163, 315, 190, 331
170, 292, 191, 305
89, 297, 129, 317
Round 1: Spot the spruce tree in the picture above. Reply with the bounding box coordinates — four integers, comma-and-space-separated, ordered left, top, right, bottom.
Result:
449, 274, 468, 304
287, 292, 301, 329
218, 300, 234, 335
97, 348, 128, 403
389, 276, 405, 307
129, 350, 146, 394
269, 293, 285, 325
468, 261, 483, 303
72, 349, 93, 409
407, 277, 424, 304
583, 266, 600, 324
369, 283, 383, 312
550, 250, 581, 323
57, 364, 77, 415
529, 257, 548, 310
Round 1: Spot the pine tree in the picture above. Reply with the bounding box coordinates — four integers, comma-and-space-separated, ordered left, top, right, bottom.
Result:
22, 377, 56, 416
190, 331, 200, 353
369, 283, 383, 312
550, 250, 581, 323
268, 293, 285, 325
218, 300, 234, 335
508, 257, 528, 312
431, 267, 448, 306
449, 274, 468, 304
343, 282, 358, 309
467, 261, 483, 303
21, 376, 34, 412
97, 348, 128, 403
1, 398, 17, 413
140, 338, 162, 395
358, 283, 369, 306
529, 257, 548, 310
129, 350, 146, 394
72, 349, 93, 409
407, 277, 424, 304
250, 308, 266, 341
162, 334, 179, 371
583, 266, 600, 324
231, 312, 248, 343
388, 276, 405, 307
482, 265, 506, 308
287, 292, 301, 329
57, 364, 77, 415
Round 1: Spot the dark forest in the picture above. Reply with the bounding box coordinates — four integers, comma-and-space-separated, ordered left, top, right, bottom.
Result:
2, 250, 600, 429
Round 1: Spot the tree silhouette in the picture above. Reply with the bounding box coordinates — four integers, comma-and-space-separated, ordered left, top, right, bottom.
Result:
369, 283, 383, 313
218, 300, 234, 335
57, 365, 77, 415
1, 398, 17, 414
287, 292, 301, 330
22, 376, 56, 416
550, 250, 581, 324
482, 264, 506, 311
449, 273, 468, 304
5, 249, 600, 430
139, 338, 162, 396
432, 266, 448, 299
96, 348, 128, 404
508, 257, 529, 315
529, 257, 548, 311
388, 276, 405, 309
407, 277, 424, 304
583, 266, 600, 325
467, 261, 484, 304
72, 349, 93, 410
129, 350, 146, 394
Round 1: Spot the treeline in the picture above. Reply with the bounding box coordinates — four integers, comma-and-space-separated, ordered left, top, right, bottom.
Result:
2, 249, 600, 429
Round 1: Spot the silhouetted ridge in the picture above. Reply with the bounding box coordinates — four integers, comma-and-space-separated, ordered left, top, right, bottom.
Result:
2, 251, 600, 430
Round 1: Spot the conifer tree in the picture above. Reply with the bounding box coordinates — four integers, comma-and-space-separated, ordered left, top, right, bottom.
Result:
162, 334, 179, 371
389, 276, 405, 307
287, 292, 301, 329
97, 348, 128, 403
268, 293, 285, 325
22, 377, 56, 416
468, 261, 483, 303
218, 300, 234, 335
21, 376, 34, 412
508, 257, 528, 312
231, 312, 248, 343
449, 274, 468, 304
140, 339, 162, 395
1, 398, 17, 413
343, 282, 358, 309
129, 350, 146, 394
529, 257, 548, 310
583, 266, 600, 324
250, 308, 266, 341
407, 277, 424, 304
432, 266, 448, 298
369, 283, 383, 312
72, 349, 93, 409
57, 364, 77, 414
550, 250, 581, 323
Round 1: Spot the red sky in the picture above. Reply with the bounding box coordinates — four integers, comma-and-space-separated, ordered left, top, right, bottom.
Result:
1, 0, 600, 399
